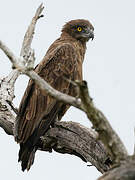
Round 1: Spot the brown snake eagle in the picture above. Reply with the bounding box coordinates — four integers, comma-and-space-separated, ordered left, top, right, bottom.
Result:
15, 19, 94, 171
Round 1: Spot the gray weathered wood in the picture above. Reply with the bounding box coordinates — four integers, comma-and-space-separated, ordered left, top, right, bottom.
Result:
0, 114, 111, 173
98, 156, 135, 180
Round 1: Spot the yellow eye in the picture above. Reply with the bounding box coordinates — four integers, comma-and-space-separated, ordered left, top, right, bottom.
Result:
77, 27, 82, 32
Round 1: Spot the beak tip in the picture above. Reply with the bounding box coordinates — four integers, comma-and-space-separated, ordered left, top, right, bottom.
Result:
90, 34, 94, 41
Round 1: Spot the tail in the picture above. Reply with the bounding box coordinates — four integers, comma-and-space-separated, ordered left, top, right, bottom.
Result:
17, 104, 61, 171
18, 143, 37, 171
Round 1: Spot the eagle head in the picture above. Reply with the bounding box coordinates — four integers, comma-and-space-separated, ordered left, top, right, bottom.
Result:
62, 19, 94, 42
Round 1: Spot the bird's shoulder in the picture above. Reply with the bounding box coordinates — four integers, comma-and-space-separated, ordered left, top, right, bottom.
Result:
35, 39, 78, 74
17, 39, 78, 117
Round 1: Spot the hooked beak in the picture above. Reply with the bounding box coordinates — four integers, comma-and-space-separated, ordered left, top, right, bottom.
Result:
87, 29, 94, 41
82, 27, 94, 41
89, 30, 94, 40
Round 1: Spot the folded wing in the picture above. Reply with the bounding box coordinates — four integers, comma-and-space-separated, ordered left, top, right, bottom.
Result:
15, 43, 79, 144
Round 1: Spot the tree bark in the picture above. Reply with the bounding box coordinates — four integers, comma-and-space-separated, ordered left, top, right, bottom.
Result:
98, 156, 135, 180
0, 113, 111, 173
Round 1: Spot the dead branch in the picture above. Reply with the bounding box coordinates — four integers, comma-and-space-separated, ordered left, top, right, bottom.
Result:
76, 81, 128, 162
0, 3, 44, 139
20, 3, 44, 58
0, 114, 110, 173
98, 156, 135, 180
0, 3, 44, 100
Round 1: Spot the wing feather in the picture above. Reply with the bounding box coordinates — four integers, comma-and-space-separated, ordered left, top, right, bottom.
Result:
15, 43, 79, 143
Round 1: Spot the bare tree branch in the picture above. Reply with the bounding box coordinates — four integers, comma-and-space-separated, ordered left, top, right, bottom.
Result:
0, 110, 14, 135
0, 4, 45, 129
20, 3, 44, 58
0, 112, 111, 173
98, 156, 135, 180
76, 81, 128, 162
0, 3, 44, 138
44, 121, 111, 173
0, 3, 44, 96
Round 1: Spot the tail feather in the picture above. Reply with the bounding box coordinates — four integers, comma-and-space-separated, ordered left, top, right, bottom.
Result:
19, 143, 36, 171
17, 106, 60, 171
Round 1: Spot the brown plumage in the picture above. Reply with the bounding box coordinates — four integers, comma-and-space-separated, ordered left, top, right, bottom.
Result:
15, 19, 94, 171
